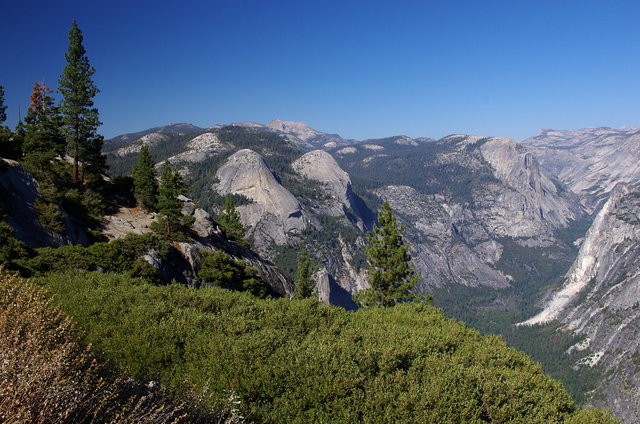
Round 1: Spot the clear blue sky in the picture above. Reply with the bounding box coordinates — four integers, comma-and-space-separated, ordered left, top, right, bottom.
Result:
1, 0, 639, 140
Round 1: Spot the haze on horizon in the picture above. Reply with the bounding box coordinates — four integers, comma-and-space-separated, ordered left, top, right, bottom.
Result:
1, 0, 639, 141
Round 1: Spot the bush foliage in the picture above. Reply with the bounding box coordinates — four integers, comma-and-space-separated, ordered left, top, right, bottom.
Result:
34, 271, 618, 424
0, 270, 234, 423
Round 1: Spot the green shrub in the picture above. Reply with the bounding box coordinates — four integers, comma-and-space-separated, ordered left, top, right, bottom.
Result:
35, 271, 619, 424
33, 198, 66, 233
0, 270, 226, 423
18, 233, 167, 280
0, 221, 32, 270
199, 250, 267, 297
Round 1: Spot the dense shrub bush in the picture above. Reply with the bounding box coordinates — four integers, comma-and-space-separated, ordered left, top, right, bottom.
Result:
35, 271, 618, 424
0, 270, 237, 423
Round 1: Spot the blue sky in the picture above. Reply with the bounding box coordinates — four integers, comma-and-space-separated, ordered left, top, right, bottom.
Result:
1, 0, 639, 140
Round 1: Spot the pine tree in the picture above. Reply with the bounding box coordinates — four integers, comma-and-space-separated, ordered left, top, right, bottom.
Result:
157, 160, 187, 235
0, 85, 17, 159
198, 250, 267, 297
356, 201, 420, 307
218, 194, 248, 247
21, 81, 67, 220
131, 145, 158, 211
0, 85, 6, 124
58, 20, 104, 183
23, 81, 65, 159
293, 250, 315, 300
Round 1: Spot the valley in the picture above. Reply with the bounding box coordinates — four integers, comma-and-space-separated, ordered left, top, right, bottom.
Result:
100, 121, 640, 423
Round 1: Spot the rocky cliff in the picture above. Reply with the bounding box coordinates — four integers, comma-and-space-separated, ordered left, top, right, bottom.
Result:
0, 159, 88, 248
292, 149, 367, 229
336, 135, 586, 290
520, 183, 640, 423
521, 127, 640, 212
215, 149, 311, 247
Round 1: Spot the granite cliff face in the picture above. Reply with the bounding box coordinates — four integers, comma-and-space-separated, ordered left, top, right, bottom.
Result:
478, 137, 584, 240
215, 149, 311, 247
376, 184, 511, 290
520, 184, 640, 423
522, 127, 640, 212
292, 150, 366, 228
338, 135, 586, 290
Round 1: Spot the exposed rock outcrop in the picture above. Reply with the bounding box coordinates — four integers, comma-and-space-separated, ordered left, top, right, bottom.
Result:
114, 133, 168, 156
0, 159, 88, 247
522, 126, 640, 212
101, 196, 294, 296
165, 132, 233, 164
292, 150, 368, 227
215, 149, 310, 247
520, 184, 640, 423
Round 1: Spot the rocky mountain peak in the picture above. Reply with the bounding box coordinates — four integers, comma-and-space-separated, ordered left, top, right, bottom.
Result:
292, 150, 350, 191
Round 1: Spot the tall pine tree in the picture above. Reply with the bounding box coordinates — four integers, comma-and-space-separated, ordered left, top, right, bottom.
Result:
355, 201, 420, 307
0, 85, 6, 124
218, 194, 248, 247
0, 85, 17, 159
157, 160, 189, 235
293, 250, 315, 300
58, 20, 104, 183
132, 145, 158, 211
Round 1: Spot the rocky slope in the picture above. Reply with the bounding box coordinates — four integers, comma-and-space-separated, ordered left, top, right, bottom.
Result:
292, 149, 367, 229
0, 159, 88, 247
520, 183, 640, 423
215, 149, 311, 246
521, 127, 640, 212
335, 135, 587, 290
104, 123, 204, 150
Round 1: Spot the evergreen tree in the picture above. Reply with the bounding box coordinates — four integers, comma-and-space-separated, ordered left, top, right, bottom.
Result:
0, 85, 17, 159
156, 160, 188, 235
0, 85, 6, 124
58, 20, 104, 183
198, 250, 267, 297
356, 201, 420, 307
131, 145, 158, 211
218, 194, 248, 247
293, 250, 315, 300
23, 82, 65, 163
21, 81, 66, 231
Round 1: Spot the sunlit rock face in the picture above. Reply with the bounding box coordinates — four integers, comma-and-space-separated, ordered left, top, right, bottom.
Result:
520, 184, 640, 423
522, 126, 640, 212
215, 149, 310, 246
